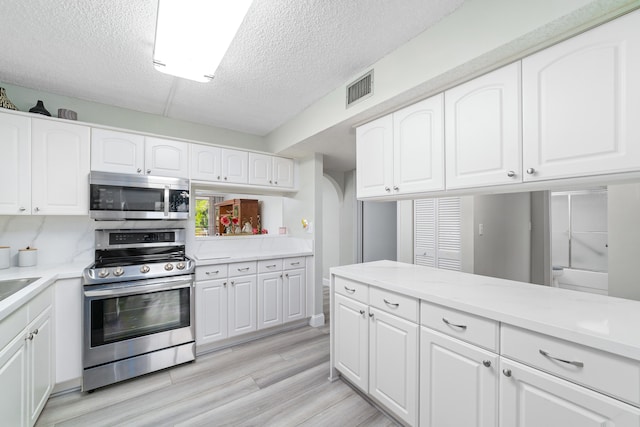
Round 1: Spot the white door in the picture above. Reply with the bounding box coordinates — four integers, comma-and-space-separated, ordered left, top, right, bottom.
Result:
414, 198, 462, 270
221, 149, 248, 184
272, 157, 294, 188
283, 269, 306, 323
91, 129, 144, 174
31, 119, 90, 215
257, 272, 283, 330
228, 276, 257, 337
445, 62, 522, 189
0, 113, 31, 215
356, 115, 393, 198
522, 11, 640, 182
190, 144, 222, 182
27, 309, 53, 427
248, 153, 272, 186
369, 308, 418, 427
144, 137, 189, 178
0, 334, 27, 427
393, 94, 444, 194
420, 327, 498, 427
334, 294, 369, 392
500, 358, 640, 426
195, 279, 228, 345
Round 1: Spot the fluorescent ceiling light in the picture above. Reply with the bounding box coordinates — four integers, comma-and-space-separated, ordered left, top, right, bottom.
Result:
153, 0, 252, 82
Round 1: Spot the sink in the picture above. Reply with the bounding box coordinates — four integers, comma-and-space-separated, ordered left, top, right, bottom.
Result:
0, 277, 41, 302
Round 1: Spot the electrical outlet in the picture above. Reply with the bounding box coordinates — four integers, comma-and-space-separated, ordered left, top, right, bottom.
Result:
478, 223, 484, 236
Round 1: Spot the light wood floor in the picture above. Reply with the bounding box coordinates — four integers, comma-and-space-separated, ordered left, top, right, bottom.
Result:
37, 287, 398, 427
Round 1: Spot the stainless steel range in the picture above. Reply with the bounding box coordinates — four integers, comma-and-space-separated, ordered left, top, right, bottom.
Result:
82, 228, 195, 391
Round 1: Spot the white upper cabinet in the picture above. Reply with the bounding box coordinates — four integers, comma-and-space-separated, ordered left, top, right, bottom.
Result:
248, 153, 294, 188
191, 144, 223, 181
0, 114, 31, 215
91, 130, 188, 178
272, 156, 294, 188
445, 62, 522, 190
90, 129, 144, 174
221, 148, 248, 184
144, 137, 189, 178
31, 119, 90, 215
522, 11, 640, 182
357, 95, 444, 199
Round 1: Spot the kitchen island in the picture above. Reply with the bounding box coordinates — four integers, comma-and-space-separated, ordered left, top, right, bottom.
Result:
329, 260, 640, 426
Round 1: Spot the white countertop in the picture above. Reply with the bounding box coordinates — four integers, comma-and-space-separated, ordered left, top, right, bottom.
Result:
191, 250, 313, 266
331, 260, 640, 361
0, 261, 87, 322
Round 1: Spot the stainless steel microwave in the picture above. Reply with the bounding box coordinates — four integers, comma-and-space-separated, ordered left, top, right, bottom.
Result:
89, 171, 190, 220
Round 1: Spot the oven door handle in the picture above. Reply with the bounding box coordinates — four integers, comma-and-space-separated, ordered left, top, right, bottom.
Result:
164, 186, 170, 217
84, 280, 192, 298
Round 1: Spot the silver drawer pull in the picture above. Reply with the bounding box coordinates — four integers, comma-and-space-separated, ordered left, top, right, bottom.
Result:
344, 286, 356, 293
205, 270, 220, 275
291, 262, 300, 266
266, 265, 277, 268
442, 317, 467, 330
539, 349, 584, 368
237, 267, 250, 272
383, 299, 399, 308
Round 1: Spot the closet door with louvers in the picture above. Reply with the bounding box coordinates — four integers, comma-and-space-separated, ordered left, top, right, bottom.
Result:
414, 198, 461, 271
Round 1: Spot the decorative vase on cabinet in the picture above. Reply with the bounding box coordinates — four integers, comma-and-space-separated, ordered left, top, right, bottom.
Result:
0, 87, 18, 111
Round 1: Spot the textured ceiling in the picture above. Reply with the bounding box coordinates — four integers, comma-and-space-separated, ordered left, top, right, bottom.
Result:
0, 0, 463, 142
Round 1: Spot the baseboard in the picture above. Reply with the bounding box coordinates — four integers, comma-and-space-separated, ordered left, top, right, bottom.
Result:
52, 378, 81, 396
308, 313, 325, 328
323, 278, 330, 287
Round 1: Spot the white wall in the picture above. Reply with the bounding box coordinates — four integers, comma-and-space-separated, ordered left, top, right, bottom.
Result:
322, 175, 340, 282
339, 170, 357, 266
608, 183, 640, 300
396, 200, 414, 264
362, 201, 397, 262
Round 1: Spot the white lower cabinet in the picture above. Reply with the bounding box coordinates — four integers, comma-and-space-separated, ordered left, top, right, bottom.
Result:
27, 308, 53, 426
420, 327, 498, 427
283, 268, 305, 323
195, 278, 228, 345
500, 358, 640, 426
257, 272, 283, 330
0, 328, 27, 426
334, 294, 369, 391
227, 275, 257, 337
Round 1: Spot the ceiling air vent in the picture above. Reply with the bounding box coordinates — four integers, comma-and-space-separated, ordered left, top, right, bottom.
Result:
346, 70, 373, 108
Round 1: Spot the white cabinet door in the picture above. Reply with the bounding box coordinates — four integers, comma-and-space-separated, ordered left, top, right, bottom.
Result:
334, 294, 369, 392
356, 115, 393, 198
420, 327, 498, 427
0, 334, 27, 427
500, 358, 640, 427
248, 153, 273, 186
283, 268, 306, 323
144, 137, 189, 178
522, 11, 640, 182
191, 144, 222, 181
90, 129, 144, 174
27, 308, 53, 427
228, 275, 256, 337
393, 94, 444, 194
369, 307, 418, 427
221, 148, 248, 184
445, 62, 522, 189
54, 279, 82, 386
196, 279, 228, 345
31, 119, 90, 215
0, 113, 31, 215
272, 157, 294, 188
257, 272, 283, 330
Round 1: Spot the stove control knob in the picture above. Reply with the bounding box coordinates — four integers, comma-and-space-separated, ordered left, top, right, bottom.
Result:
98, 268, 110, 278
176, 262, 186, 270
164, 263, 174, 271
113, 267, 125, 277
140, 265, 151, 274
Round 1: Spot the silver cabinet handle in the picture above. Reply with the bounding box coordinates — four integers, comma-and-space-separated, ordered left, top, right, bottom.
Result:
442, 317, 467, 330
19, 207, 26, 212
344, 286, 356, 294
146, 169, 151, 174
369, 312, 374, 319
237, 267, 250, 272
383, 299, 399, 308
539, 349, 584, 368
393, 186, 399, 191
507, 170, 516, 177
291, 262, 300, 266
34, 207, 40, 212
502, 369, 512, 377
223, 282, 227, 287
384, 187, 391, 192
26, 333, 34, 341
224, 177, 228, 180
205, 270, 220, 275
217, 175, 221, 180
266, 264, 277, 269
359, 310, 365, 316
137, 168, 142, 173
526, 168, 536, 175
483, 360, 491, 368
285, 273, 289, 278
274, 181, 278, 185
231, 281, 235, 285
33, 329, 38, 335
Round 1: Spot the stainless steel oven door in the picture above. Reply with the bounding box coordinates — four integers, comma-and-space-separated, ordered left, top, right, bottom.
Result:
83, 274, 194, 369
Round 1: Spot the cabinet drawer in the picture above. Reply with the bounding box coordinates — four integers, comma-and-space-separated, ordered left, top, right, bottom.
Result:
501, 324, 640, 406
334, 276, 368, 304
195, 264, 228, 281
421, 301, 499, 352
228, 261, 257, 277
258, 259, 283, 274
29, 286, 52, 321
370, 287, 418, 323
283, 257, 305, 270
0, 304, 28, 350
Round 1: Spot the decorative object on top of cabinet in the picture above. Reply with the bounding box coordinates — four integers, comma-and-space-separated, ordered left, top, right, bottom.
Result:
356, 94, 444, 199
28, 100, 51, 116
445, 62, 521, 190
57, 109, 77, 120
522, 10, 640, 182
0, 87, 18, 111
214, 199, 259, 235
